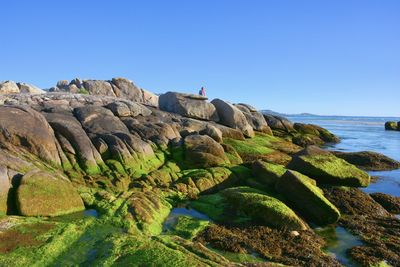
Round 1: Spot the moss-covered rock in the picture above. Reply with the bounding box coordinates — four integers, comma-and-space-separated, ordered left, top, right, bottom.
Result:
184, 134, 229, 168
251, 160, 287, 187
174, 167, 239, 195
16, 170, 85, 217
191, 187, 308, 230
190, 193, 227, 221
384, 121, 398, 131
332, 150, 400, 171
222, 187, 308, 230
127, 190, 172, 235
221, 143, 243, 165
169, 216, 210, 239
276, 170, 340, 225
288, 146, 370, 187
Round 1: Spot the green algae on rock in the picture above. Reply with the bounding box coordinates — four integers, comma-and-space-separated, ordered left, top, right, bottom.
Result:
191, 187, 308, 231
168, 215, 209, 239
276, 170, 340, 225
16, 170, 85, 217
221, 187, 308, 230
251, 160, 287, 187
223, 134, 293, 165
0, 84, 378, 266
288, 146, 370, 187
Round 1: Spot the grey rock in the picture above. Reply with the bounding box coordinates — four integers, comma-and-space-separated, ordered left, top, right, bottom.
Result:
0, 81, 20, 94
159, 92, 219, 121
16, 82, 45, 94
211, 98, 254, 137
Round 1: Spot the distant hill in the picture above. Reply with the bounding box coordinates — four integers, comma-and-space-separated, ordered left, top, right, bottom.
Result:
261, 110, 319, 117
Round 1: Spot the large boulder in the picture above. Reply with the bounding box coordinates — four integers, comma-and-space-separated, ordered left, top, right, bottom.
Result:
74, 106, 131, 135
288, 146, 370, 187
263, 114, 294, 132
122, 118, 180, 147
105, 101, 152, 117
235, 104, 272, 134
111, 77, 159, 107
251, 160, 287, 187
221, 187, 308, 230
16, 82, 45, 94
184, 134, 228, 168
385, 121, 398, 131
43, 112, 104, 174
179, 118, 223, 143
0, 81, 20, 94
82, 80, 116, 97
213, 123, 245, 140
16, 170, 85, 217
191, 186, 308, 230
74, 106, 156, 174
141, 88, 159, 107
211, 99, 254, 137
111, 77, 142, 102
332, 151, 400, 171
159, 92, 219, 121
276, 170, 340, 225
293, 123, 340, 145
0, 105, 61, 165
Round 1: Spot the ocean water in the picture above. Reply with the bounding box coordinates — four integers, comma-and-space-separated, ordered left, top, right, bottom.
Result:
286, 115, 400, 196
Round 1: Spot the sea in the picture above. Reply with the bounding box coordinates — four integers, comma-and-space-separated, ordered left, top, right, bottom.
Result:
286, 115, 400, 197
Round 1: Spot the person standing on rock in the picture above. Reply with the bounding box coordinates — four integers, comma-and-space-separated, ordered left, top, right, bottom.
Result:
199, 87, 206, 97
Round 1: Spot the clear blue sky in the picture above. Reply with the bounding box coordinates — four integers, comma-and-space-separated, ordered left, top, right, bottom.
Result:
1, 1, 399, 116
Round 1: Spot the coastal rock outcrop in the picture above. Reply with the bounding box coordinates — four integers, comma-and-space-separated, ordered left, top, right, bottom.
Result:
159, 92, 219, 121
74, 105, 156, 175
221, 187, 309, 230
276, 170, 341, 225
332, 150, 400, 171
370, 193, 400, 214
0, 80, 44, 94
0, 76, 386, 267
183, 134, 228, 168
261, 113, 340, 146
43, 112, 104, 174
263, 114, 294, 133
51, 77, 159, 107
0, 105, 61, 166
385, 121, 400, 131
211, 98, 254, 137
288, 146, 370, 187
251, 160, 286, 187
0, 81, 20, 94
16, 170, 85, 217
234, 103, 272, 134
293, 123, 340, 145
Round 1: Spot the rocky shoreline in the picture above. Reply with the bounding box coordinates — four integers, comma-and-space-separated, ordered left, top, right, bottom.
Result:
0, 78, 399, 266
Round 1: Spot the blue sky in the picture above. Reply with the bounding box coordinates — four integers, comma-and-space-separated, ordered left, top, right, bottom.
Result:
1, 1, 399, 116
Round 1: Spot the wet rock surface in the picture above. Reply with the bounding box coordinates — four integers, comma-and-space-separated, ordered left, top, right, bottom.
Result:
332, 150, 400, 171
195, 224, 342, 266
370, 192, 400, 214
324, 187, 400, 266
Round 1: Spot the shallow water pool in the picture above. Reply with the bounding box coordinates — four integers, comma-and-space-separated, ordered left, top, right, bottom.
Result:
315, 226, 363, 267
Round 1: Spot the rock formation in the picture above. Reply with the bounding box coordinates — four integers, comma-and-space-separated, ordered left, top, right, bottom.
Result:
0, 76, 397, 267
385, 121, 400, 131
